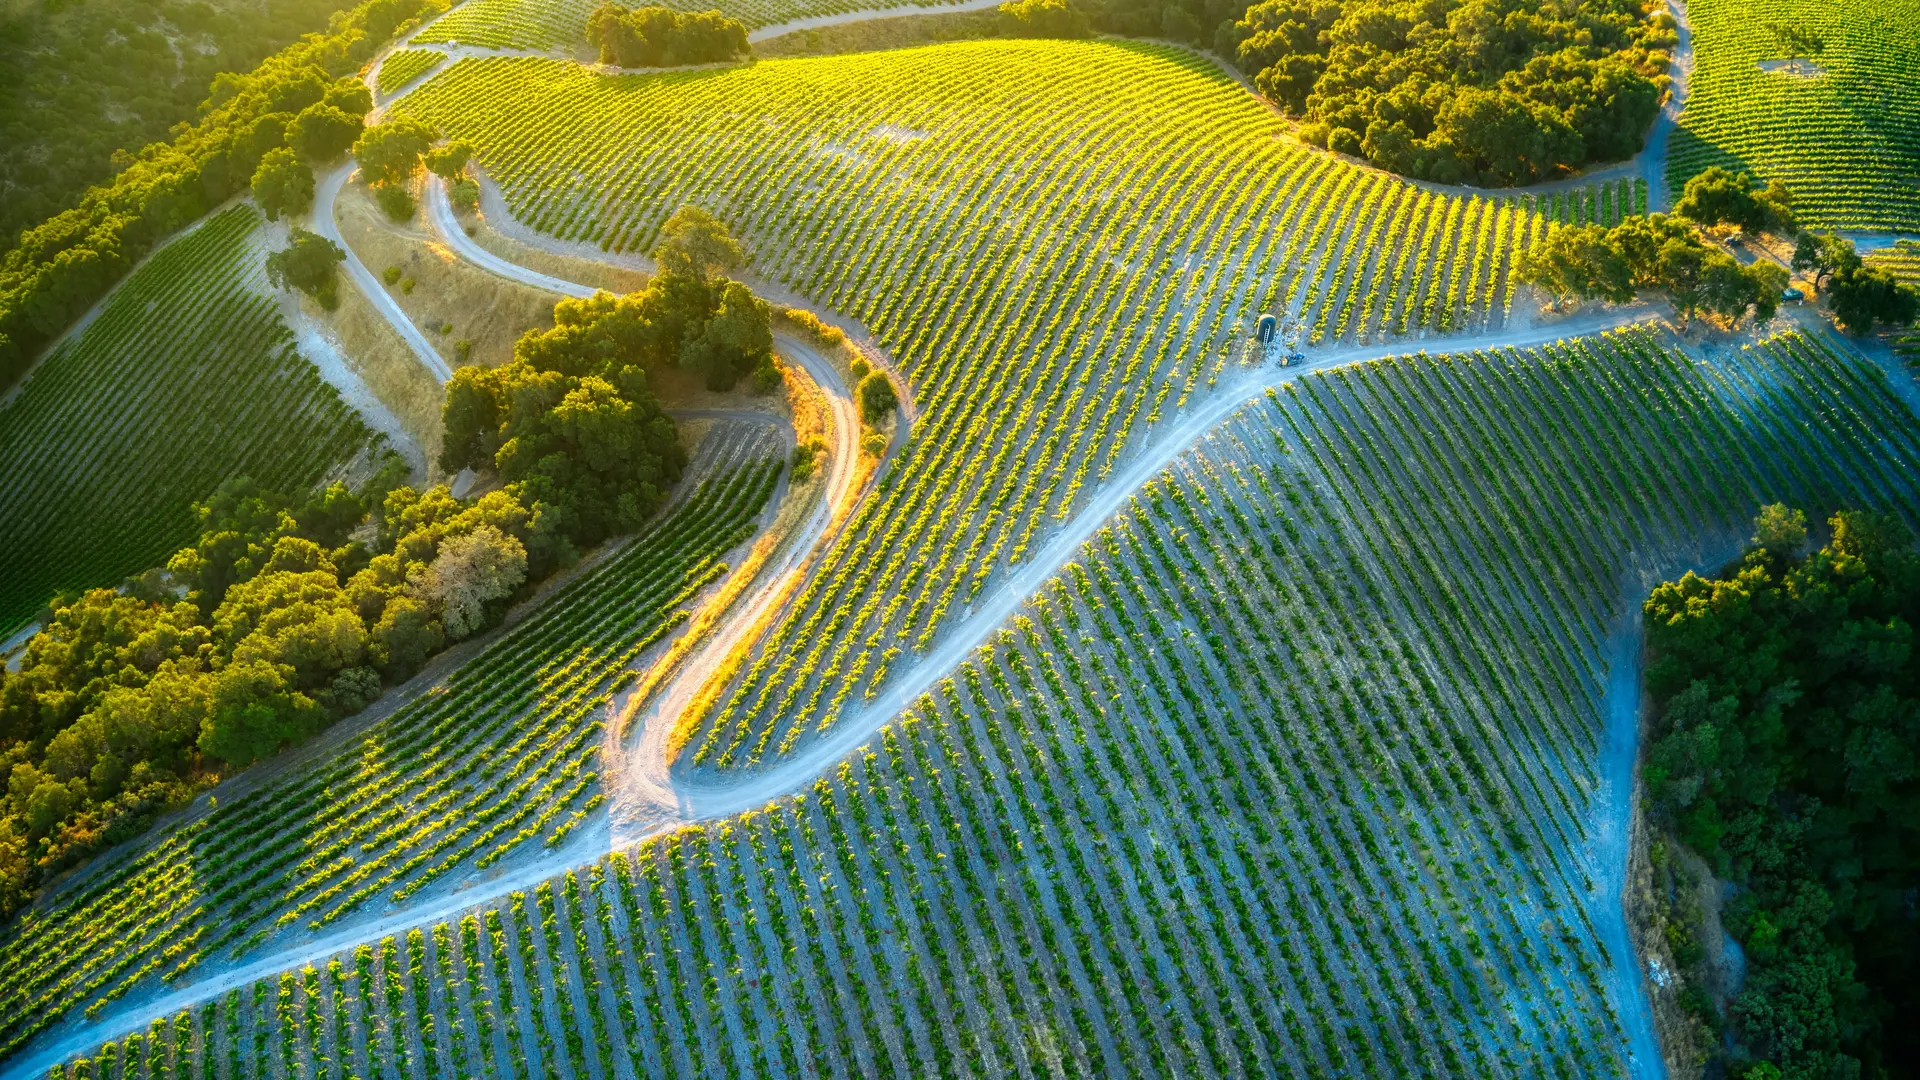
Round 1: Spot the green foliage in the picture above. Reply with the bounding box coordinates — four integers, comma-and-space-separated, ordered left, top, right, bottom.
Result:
1518, 213, 1785, 324
1224, 0, 1672, 183
998, 0, 1091, 38
0, 0, 365, 253
439, 288, 694, 547
447, 177, 482, 213
374, 183, 418, 223
652, 203, 746, 281
1790, 231, 1920, 334
0, 0, 435, 392
250, 149, 315, 222
288, 103, 364, 162
585, 3, 750, 67
857, 370, 898, 423
265, 228, 346, 309
425, 140, 475, 180
1674, 167, 1797, 235
1644, 510, 1920, 1077
353, 118, 437, 188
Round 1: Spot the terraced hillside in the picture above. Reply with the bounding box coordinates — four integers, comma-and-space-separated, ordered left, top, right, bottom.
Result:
1667, 0, 1920, 230
0, 204, 377, 638
0, 439, 780, 1068
397, 39, 1646, 772
26, 325, 1920, 1079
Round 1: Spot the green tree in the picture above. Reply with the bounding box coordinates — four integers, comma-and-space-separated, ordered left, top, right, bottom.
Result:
858, 370, 899, 423
289, 103, 362, 161
1752, 503, 1806, 558
425, 139, 474, 180
653, 203, 747, 281
353, 118, 436, 187
1766, 21, 1825, 74
266, 228, 346, 308
1828, 265, 1919, 335
251, 148, 315, 221
1674, 167, 1796, 234
1791, 230, 1861, 289
999, 0, 1091, 38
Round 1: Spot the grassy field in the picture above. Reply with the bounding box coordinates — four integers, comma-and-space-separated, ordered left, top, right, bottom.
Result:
396, 39, 1647, 773
27, 324, 1920, 1078
1667, 0, 1920, 230
0, 438, 781, 1067
0, 204, 378, 638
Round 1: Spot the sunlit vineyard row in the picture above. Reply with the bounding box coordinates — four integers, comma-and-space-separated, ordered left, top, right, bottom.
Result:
40, 325, 1920, 1079
0, 441, 781, 1067
396, 40, 1631, 773
0, 204, 377, 639
1666, 0, 1920, 230
377, 49, 447, 95
410, 0, 965, 51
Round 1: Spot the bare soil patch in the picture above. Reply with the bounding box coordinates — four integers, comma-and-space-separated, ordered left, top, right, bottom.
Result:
1756, 58, 1827, 79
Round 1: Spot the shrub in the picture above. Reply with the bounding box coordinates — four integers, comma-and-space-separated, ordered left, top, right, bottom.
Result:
375, 183, 417, 222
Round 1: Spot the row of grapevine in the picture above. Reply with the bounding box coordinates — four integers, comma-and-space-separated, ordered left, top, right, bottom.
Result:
0, 438, 784, 1068
410, 0, 970, 51
0, 203, 378, 638
394, 40, 1612, 772
42, 326, 1920, 1079
377, 49, 448, 96
1667, 0, 1920, 230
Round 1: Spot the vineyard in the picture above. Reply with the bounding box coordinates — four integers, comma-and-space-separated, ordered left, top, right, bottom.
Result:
0, 204, 377, 639
1666, 0, 1920, 230
0, 437, 781, 1069
377, 49, 448, 96
31, 325, 1920, 1080
409, 0, 971, 52
397, 39, 1642, 772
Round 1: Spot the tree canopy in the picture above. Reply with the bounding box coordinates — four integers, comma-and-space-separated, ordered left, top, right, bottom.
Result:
0, 466, 560, 921
1791, 231, 1920, 335
1674, 167, 1797, 235
1643, 507, 1920, 1078
586, 3, 750, 68
265, 228, 346, 309
1517, 213, 1786, 325
1221, 0, 1675, 184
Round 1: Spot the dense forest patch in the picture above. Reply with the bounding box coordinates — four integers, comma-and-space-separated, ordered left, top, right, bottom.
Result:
1216, 0, 1676, 185
1643, 509, 1920, 1078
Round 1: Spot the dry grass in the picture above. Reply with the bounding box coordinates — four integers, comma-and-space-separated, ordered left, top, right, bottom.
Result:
300, 284, 449, 474
338, 182, 563, 371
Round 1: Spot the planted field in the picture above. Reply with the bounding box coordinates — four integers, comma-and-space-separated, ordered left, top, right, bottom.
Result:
398, 40, 1626, 770
38, 326, 1920, 1079
1667, 0, 1920, 230
410, 0, 962, 52
0, 204, 375, 639
377, 48, 448, 95
0, 440, 781, 1068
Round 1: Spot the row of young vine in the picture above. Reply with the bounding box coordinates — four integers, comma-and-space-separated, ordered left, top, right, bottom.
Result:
0, 440, 783, 1068
394, 40, 1630, 773
41, 325, 1920, 1080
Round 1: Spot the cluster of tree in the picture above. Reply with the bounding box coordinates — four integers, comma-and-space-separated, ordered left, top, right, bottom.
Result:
0, 0, 447, 391
585, 3, 750, 68
999, 0, 1093, 38
441, 207, 789, 545
0, 466, 565, 920
1673, 166, 1796, 235
1642, 505, 1920, 1078
1074, 0, 1244, 49
350, 118, 473, 221
0, 0, 365, 250
1518, 212, 1787, 325
1792, 231, 1920, 335
1218, 0, 1675, 184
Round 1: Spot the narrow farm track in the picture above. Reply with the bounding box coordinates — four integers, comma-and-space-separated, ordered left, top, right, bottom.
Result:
313, 164, 452, 381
